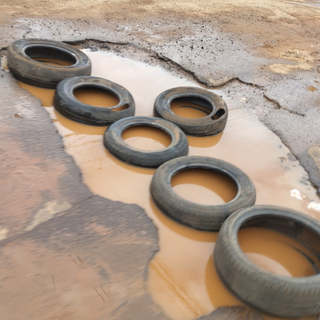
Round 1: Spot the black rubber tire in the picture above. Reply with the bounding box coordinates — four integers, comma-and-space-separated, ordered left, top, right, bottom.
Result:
103, 116, 188, 168
54, 76, 135, 126
214, 205, 320, 318
7, 38, 91, 88
150, 156, 256, 231
154, 87, 228, 136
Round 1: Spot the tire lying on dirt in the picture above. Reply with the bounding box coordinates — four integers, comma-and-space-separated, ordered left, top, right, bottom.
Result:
54, 76, 135, 126
104, 116, 189, 167
7, 39, 91, 88
214, 205, 320, 318
154, 87, 228, 136
150, 156, 256, 231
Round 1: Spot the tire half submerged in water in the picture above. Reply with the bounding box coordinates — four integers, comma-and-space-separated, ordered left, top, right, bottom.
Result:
7, 38, 91, 88
154, 87, 228, 136
214, 205, 320, 318
103, 116, 189, 168
54, 76, 135, 126
150, 156, 256, 231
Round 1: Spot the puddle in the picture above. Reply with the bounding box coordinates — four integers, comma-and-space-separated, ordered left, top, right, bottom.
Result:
17, 51, 320, 320
122, 126, 172, 151
18, 81, 55, 107
307, 85, 318, 92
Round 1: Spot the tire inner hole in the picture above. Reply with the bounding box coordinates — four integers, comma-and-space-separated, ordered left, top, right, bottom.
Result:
122, 125, 172, 151
25, 46, 76, 66
170, 97, 225, 120
238, 218, 320, 278
171, 168, 237, 205
170, 97, 212, 119
74, 86, 127, 110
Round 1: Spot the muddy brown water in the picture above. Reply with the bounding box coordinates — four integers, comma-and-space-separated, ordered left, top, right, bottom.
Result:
74, 86, 120, 108
170, 99, 209, 118
171, 169, 238, 205
33, 57, 74, 66
122, 126, 172, 151
239, 228, 319, 277
17, 51, 320, 320
307, 85, 318, 92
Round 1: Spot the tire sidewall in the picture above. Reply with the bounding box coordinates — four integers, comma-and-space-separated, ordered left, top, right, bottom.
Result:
7, 39, 91, 88
154, 87, 228, 136
151, 156, 256, 231
103, 116, 189, 167
214, 205, 320, 318
54, 76, 135, 126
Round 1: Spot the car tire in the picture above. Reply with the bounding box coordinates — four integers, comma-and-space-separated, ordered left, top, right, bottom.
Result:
103, 116, 189, 167
7, 38, 91, 88
54, 76, 135, 126
154, 87, 228, 136
150, 156, 256, 231
214, 205, 320, 318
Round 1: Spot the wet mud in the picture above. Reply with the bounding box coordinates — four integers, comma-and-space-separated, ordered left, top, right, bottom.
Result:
0, 194, 165, 320
17, 51, 320, 320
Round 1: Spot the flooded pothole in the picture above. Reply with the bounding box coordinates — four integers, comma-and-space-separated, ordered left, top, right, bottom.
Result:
16, 50, 320, 320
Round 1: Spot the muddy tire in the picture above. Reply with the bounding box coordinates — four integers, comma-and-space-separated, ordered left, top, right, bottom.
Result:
154, 87, 228, 136
103, 116, 188, 167
7, 39, 91, 88
150, 156, 255, 230
54, 76, 135, 126
214, 205, 320, 318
